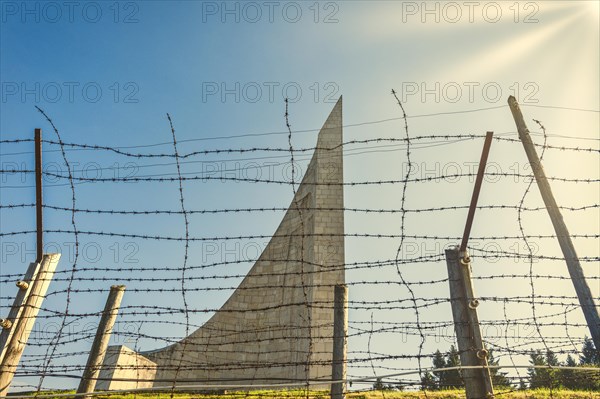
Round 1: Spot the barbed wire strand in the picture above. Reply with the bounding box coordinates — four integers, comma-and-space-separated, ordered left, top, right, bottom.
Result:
32, 107, 81, 393
391, 89, 428, 396
0, 105, 597, 394
165, 112, 192, 397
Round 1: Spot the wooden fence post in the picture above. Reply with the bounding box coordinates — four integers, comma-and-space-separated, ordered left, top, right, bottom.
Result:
0, 262, 41, 365
0, 254, 61, 395
508, 95, 600, 351
446, 248, 494, 398
77, 285, 126, 395
331, 284, 348, 399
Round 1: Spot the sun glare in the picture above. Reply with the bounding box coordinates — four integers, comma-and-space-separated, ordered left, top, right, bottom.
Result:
588, 0, 600, 21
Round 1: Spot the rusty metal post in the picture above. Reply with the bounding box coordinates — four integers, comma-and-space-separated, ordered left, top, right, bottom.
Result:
35, 128, 43, 263
460, 131, 493, 254
446, 132, 495, 398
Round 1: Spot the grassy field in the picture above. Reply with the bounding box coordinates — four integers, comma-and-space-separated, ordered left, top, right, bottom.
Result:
345, 389, 600, 399
16, 389, 600, 399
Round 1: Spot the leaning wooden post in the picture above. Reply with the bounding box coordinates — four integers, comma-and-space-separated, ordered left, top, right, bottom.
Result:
508, 96, 600, 351
77, 285, 126, 395
0, 253, 61, 395
331, 284, 348, 399
0, 261, 41, 365
446, 248, 494, 398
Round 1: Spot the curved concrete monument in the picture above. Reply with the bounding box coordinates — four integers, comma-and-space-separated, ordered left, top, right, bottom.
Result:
97, 98, 345, 389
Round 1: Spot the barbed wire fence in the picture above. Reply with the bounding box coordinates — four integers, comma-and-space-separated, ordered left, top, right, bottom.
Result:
0, 96, 598, 397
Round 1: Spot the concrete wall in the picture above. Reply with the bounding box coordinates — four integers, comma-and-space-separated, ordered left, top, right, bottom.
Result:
99, 97, 345, 389
96, 345, 157, 390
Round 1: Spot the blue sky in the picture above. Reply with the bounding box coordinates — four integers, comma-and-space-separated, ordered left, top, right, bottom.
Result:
1, 0, 599, 392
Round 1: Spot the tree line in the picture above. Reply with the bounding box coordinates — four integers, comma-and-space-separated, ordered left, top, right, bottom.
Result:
372, 338, 599, 391
419, 345, 510, 390
526, 337, 599, 391
410, 338, 598, 391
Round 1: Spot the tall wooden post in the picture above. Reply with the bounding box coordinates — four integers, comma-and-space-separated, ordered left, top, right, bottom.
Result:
508, 96, 600, 351
0, 254, 61, 395
77, 285, 126, 395
0, 262, 41, 365
331, 284, 348, 399
446, 248, 494, 398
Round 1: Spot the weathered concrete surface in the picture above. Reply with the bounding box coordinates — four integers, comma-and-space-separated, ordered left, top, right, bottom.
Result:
99, 98, 345, 389
96, 345, 157, 390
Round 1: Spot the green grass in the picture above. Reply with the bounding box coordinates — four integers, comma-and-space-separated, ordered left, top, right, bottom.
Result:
349, 388, 600, 399
15, 389, 600, 399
